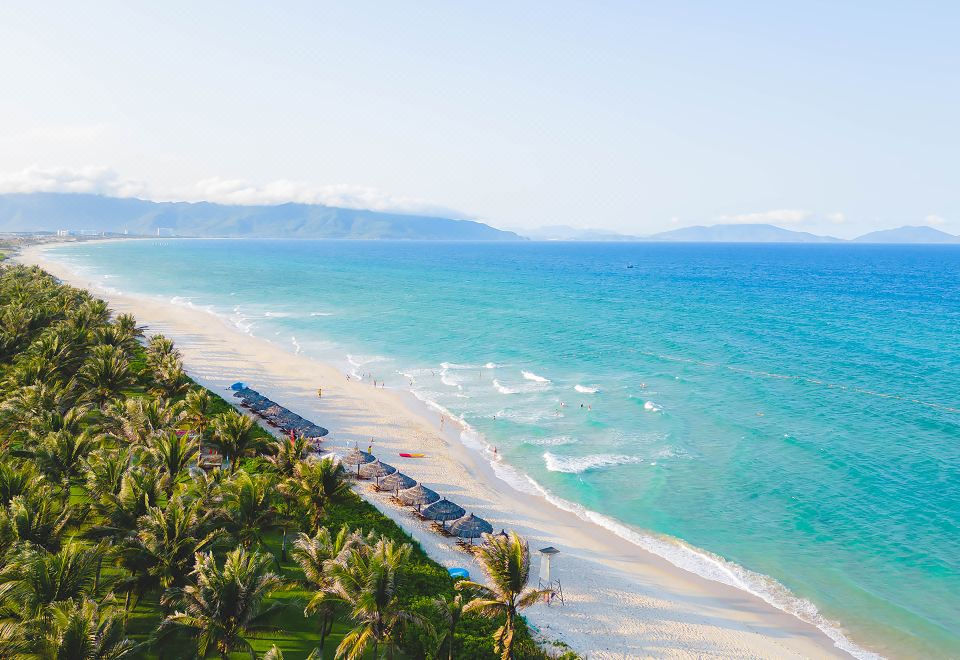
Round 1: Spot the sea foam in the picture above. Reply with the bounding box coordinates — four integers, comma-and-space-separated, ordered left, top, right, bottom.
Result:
492, 379, 518, 394
522, 370, 551, 383
543, 452, 646, 473
574, 384, 599, 393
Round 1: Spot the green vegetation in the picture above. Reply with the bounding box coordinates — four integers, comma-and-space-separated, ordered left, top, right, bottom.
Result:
0, 264, 569, 659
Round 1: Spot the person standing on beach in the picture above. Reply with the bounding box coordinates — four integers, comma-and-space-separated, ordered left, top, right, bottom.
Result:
368, 440, 374, 454
317, 387, 322, 398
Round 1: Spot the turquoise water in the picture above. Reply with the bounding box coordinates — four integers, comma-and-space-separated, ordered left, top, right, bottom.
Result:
49, 239, 960, 658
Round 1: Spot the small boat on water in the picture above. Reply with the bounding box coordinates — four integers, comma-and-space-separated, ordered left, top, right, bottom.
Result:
399, 452, 426, 458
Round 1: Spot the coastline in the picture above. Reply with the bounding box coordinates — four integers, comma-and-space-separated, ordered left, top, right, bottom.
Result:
18, 242, 859, 659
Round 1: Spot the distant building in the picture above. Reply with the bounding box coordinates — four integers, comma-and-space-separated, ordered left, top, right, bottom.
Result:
56, 229, 73, 237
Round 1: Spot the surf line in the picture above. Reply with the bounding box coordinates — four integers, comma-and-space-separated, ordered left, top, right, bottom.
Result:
639, 351, 960, 415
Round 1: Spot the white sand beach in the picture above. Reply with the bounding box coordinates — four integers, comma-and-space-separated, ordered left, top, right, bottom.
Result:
20, 243, 853, 659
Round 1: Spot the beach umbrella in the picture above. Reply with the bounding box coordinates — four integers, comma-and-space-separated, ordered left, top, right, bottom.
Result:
341, 448, 375, 476
398, 483, 440, 511
379, 471, 416, 494
359, 459, 396, 485
449, 513, 493, 544
422, 498, 466, 528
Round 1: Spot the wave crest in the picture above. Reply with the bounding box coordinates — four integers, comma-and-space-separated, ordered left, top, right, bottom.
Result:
522, 370, 551, 384
543, 452, 646, 473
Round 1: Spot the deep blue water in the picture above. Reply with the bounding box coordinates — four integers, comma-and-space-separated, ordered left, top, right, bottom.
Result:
50, 240, 960, 657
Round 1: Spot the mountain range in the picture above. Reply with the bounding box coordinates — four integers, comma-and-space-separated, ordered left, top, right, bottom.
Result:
527, 223, 959, 244
0, 193, 956, 244
0, 192, 521, 241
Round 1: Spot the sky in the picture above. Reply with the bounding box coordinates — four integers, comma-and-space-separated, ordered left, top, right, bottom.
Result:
0, 1, 958, 238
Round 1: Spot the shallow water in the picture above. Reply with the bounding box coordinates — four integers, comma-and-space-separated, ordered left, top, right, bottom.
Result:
50, 239, 960, 657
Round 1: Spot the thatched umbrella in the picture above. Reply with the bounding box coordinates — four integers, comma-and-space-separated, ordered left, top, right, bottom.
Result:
398, 483, 440, 511
448, 513, 493, 544
422, 498, 466, 529
359, 459, 396, 486
341, 448, 375, 476
379, 471, 416, 494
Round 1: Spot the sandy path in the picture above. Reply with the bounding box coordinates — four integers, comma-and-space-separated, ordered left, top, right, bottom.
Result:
19, 244, 854, 659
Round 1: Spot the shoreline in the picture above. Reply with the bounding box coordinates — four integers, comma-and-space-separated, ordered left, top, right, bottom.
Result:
19, 242, 861, 659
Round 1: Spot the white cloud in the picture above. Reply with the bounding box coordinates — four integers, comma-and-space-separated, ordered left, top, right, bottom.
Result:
180, 177, 467, 217
0, 165, 148, 197
925, 214, 946, 226
717, 209, 811, 225
0, 166, 467, 218
826, 212, 846, 224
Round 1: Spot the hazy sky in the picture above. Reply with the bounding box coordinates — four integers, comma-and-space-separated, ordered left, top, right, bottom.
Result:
0, 1, 957, 237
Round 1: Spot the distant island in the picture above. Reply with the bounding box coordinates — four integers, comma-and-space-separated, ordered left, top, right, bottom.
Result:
0, 192, 522, 241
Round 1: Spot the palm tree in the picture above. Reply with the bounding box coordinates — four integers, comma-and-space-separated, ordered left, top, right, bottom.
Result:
82, 447, 133, 502
283, 457, 349, 532
33, 429, 98, 502
263, 644, 320, 660
221, 472, 275, 552
321, 536, 424, 660
292, 525, 354, 650
29, 598, 137, 660
145, 335, 179, 372
3, 487, 72, 551
455, 532, 549, 660
433, 592, 466, 660
266, 434, 309, 479
110, 397, 181, 446
181, 388, 212, 445
113, 313, 144, 344
211, 411, 261, 473
79, 344, 134, 409
118, 496, 220, 608
145, 431, 197, 496
0, 460, 40, 506
160, 547, 283, 660
0, 541, 104, 620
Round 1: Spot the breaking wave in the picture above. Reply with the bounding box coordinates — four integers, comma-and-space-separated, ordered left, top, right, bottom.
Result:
522, 370, 551, 384
543, 452, 647, 473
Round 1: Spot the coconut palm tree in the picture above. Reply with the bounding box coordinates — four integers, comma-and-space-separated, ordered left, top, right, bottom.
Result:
2, 487, 72, 552
28, 598, 137, 660
0, 460, 40, 506
292, 525, 355, 650
211, 411, 261, 473
145, 335, 179, 373
79, 344, 134, 409
153, 355, 191, 399
321, 536, 425, 660
181, 388, 212, 440
111, 397, 180, 446
33, 429, 98, 502
0, 541, 104, 620
266, 434, 310, 479
455, 532, 549, 660
145, 431, 197, 496
433, 592, 466, 660
221, 472, 275, 552
160, 547, 283, 660
117, 496, 220, 611
283, 457, 349, 533
82, 447, 133, 502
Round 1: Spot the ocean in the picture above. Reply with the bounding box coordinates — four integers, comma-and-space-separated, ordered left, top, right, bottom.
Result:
48, 239, 960, 658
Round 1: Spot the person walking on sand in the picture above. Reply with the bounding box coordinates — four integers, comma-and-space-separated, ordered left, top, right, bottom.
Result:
317, 387, 322, 398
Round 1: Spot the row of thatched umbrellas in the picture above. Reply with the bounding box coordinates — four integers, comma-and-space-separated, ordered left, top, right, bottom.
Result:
341, 448, 497, 543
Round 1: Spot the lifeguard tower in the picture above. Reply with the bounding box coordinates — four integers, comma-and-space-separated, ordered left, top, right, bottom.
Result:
537, 546, 564, 605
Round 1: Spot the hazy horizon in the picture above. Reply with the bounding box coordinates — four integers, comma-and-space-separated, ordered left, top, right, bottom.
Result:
1, 2, 957, 238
